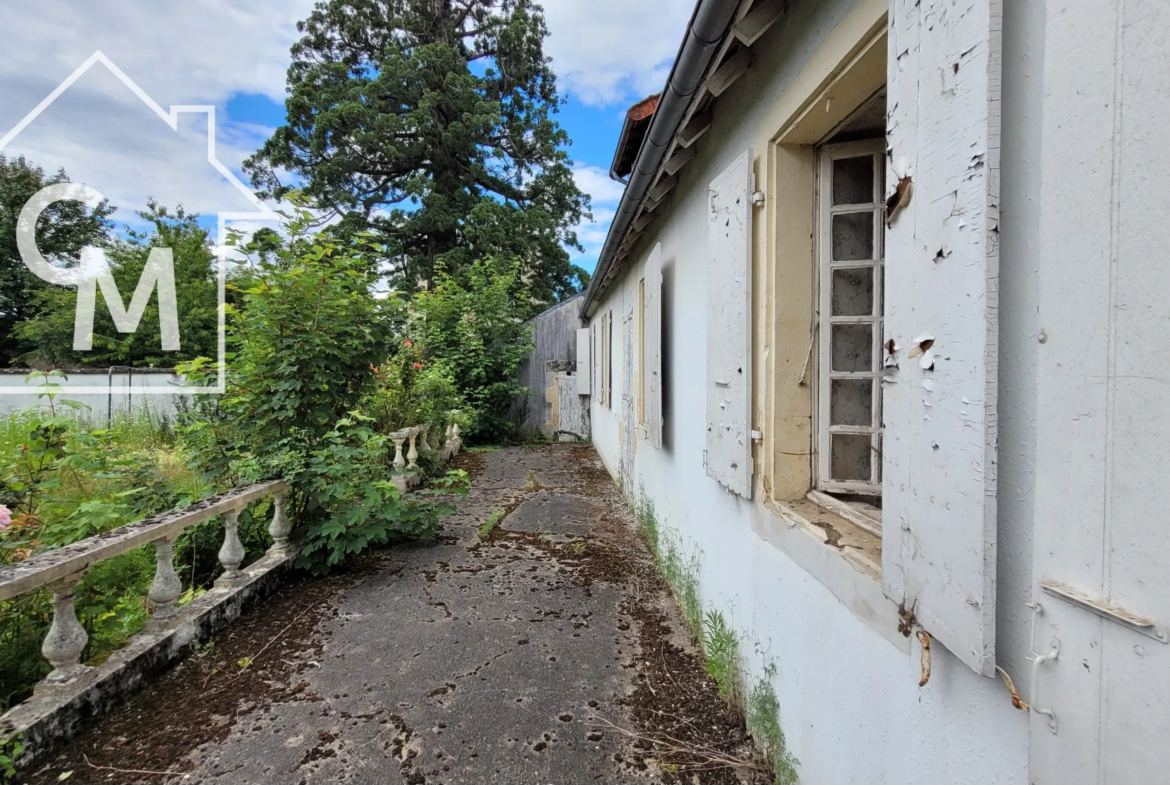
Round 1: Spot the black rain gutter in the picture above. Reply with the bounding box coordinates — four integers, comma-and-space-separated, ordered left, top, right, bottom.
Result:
581, 0, 740, 319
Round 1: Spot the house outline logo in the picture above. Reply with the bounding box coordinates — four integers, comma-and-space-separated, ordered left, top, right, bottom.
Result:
0, 50, 281, 396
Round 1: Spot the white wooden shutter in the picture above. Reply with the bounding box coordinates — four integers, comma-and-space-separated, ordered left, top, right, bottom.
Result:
644, 243, 664, 448
705, 149, 753, 497
576, 327, 591, 395
883, 0, 1002, 677
592, 324, 601, 402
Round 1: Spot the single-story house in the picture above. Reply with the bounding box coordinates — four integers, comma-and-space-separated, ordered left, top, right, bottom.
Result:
579, 0, 1170, 782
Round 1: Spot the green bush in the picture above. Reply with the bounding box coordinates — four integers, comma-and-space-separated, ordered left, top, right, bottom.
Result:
411, 257, 532, 443
177, 205, 464, 576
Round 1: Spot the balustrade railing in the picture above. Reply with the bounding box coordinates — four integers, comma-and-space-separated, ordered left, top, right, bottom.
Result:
0, 412, 462, 713
0, 480, 289, 694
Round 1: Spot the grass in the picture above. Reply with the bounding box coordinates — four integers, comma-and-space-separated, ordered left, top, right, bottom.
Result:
635, 490, 798, 785
636, 493, 701, 633
747, 663, 800, 785
465, 444, 502, 453
476, 508, 506, 540
702, 609, 745, 710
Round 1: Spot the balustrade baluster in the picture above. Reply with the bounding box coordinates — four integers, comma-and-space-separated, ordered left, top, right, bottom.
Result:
215, 509, 246, 587
268, 491, 293, 556
392, 437, 407, 471
407, 432, 420, 471
39, 572, 89, 689
146, 535, 182, 628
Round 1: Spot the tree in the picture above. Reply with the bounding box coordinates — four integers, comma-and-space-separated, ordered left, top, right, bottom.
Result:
17, 202, 220, 368
0, 155, 115, 366
245, 0, 591, 305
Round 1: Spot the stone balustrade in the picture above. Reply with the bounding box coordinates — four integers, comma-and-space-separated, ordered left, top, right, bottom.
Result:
0, 480, 290, 695
0, 414, 463, 762
388, 414, 463, 492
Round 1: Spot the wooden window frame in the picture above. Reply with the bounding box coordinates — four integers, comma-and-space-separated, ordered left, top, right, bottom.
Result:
813, 140, 885, 496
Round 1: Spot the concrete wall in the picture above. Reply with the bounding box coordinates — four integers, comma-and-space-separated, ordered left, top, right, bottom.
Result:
0, 370, 182, 423
513, 294, 584, 436
587, 0, 1037, 781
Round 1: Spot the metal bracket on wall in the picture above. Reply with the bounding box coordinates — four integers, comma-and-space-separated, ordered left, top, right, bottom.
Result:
1026, 601, 1059, 734
1041, 579, 1169, 644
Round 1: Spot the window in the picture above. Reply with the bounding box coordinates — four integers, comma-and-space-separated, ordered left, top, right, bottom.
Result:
815, 140, 885, 496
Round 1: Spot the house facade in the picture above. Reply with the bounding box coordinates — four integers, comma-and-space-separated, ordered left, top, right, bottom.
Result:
580, 0, 1170, 782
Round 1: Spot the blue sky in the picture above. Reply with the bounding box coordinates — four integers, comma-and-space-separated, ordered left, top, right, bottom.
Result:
0, 0, 696, 275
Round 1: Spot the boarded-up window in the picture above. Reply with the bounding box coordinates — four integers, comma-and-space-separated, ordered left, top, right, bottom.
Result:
883, 0, 1002, 677
705, 150, 753, 497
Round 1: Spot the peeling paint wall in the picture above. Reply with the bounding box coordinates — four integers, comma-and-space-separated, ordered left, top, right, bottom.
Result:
544, 370, 590, 441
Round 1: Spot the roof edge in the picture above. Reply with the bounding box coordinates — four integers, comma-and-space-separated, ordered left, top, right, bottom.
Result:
582, 0, 742, 318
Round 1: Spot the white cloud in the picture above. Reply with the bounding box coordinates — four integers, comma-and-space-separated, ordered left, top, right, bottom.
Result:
571, 165, 625, 271
0, 1, 310, 110
0, 1, 311, 229
574, 164, 626, 205
541, 0, 694, 107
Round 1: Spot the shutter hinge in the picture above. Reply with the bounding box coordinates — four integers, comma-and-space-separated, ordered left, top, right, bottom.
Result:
751, 191, 765, 206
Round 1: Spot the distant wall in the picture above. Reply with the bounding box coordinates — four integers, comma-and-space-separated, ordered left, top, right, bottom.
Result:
0, 369, 182, 423
513, 294, 584, 436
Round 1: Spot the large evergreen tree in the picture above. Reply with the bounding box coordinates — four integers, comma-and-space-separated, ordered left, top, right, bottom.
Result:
0, 155, 115, 366
245, 0, 590, 304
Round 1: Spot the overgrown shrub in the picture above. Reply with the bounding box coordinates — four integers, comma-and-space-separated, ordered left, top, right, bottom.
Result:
177, 206, 465, 575
411, 257, 532, 443
363, 338, 465, 435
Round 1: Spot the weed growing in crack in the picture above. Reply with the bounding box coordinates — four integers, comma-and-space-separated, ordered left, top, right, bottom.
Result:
635, 492, 701, 636
747, 662, 799, 785
566, 541, 586, 556
477, 508, 506, 540
701, 609, 744, 711
634, 490, 799, 785
0, 733, 22, 784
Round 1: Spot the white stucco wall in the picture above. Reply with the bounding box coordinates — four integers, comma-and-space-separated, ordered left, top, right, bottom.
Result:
587, 0, 1039, 781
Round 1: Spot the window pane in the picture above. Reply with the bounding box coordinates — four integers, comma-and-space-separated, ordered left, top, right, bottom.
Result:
831, 267, 874, 316
832, 212, 874, 261
832, 156, 874, 205
831, 323, 873, 372
831, 434, 872, 482
830, 379, 873, 426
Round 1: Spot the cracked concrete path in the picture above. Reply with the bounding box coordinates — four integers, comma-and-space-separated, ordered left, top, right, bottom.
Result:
27, 445, 757, 785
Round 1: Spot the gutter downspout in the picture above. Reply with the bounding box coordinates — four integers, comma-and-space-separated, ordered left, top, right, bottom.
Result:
581, 0, 740, 319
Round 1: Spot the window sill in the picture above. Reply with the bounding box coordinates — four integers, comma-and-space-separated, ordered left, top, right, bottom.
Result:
755, 495, 909, 653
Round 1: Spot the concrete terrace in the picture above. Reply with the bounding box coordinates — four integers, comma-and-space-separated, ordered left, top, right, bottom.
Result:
23, 445, 762, 785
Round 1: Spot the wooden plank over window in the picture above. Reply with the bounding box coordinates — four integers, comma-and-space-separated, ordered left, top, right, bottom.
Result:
883, 0, 1002, 677
705, 150, 754, 498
